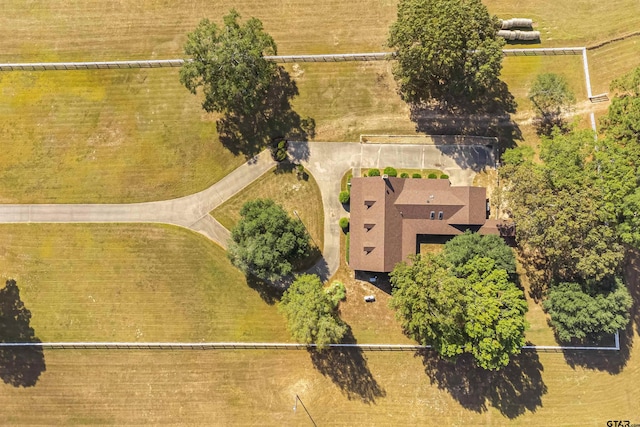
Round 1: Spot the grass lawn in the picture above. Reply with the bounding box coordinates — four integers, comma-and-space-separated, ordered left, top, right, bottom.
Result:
0, 68, 243, 203
211, 166, 324, 252
0, 344, 638, 425
0, 226, 637, 424
0, 223, 289, 342
0, 2, 636, 203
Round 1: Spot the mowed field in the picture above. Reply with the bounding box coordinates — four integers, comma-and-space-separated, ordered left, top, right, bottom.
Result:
211, 166, 325, 251
0, 345, 638, 425
0, 1, 638, 202
1, 1, 640, 424
0, 224, 289, 342
0, 225, 638, 425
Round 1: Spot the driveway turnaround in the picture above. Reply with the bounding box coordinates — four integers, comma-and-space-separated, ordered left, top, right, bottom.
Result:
0, 142, 494, 279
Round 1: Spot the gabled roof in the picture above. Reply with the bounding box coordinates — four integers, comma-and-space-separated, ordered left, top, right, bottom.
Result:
349, 176, 494, 272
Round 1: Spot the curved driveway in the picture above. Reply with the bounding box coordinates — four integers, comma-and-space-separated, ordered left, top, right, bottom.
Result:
0, 142, 494, 279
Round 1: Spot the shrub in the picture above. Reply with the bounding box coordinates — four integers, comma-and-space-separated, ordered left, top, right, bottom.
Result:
440, 174, 449, 179
345, 232, 350, 263
400, 172, 410, 178
383, 166, 398, 177
339, 217, 349, 230
296, 164, 308, 181
339, 191, 350, 204
427, 173, 438, 179
326, 281, 347, 306
412, 173, 422, 179
368, 169, 381, 177
270, 139, 288, 162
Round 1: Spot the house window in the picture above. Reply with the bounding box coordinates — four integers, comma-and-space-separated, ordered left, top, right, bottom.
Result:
430, 211, 435, 220
438, 211, 443, 220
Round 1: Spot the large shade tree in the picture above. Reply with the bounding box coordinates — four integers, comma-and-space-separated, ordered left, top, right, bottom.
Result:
227, 199, 311, 282
390, 252, 527, 371
388, 0, 504, 106
543, 279, 632, 342
180, 10, 278, 116
279, 274, 347, 349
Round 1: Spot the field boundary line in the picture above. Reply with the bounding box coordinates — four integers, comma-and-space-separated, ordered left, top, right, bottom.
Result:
0, 46, 605, 101
0, 331, 619, 352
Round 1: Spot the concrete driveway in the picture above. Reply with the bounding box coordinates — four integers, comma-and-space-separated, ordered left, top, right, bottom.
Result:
0, 141, 494, 280
290, 141, 495, 278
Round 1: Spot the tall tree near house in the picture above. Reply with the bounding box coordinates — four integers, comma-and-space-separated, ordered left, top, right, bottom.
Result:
389, 253, 527, 370
388, 0, 504, 106
279, 274, 347, 349
227, 199, 311, 282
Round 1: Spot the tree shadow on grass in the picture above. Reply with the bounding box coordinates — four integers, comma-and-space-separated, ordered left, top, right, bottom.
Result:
217, 66, 315, 160
409, 80, 522, 170
308, 327, 386, 404
417, 350, 546, 419
561, 326, 632, 374
0, 279, 46, 387
245, 275, 284, 306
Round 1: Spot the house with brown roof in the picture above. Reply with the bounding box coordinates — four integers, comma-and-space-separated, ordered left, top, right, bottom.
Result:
349, 175, 511, 273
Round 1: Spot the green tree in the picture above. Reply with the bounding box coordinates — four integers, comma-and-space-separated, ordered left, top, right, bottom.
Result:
390, 255, 468, 358
602, 66, 640, 145
444, 231, 516, 276
279, 274, 347, 349
390, 254, 527, 370
543, 279, 632, 342
503, 130, 623, 283
460, 257, 528, 370
180, 10, 278, 116
528, 73, 576, 135
598, 67, 640, 248
227, 199, 311, 281
388, 0, 504, 105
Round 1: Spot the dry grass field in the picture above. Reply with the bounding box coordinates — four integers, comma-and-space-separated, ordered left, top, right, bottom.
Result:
0, 222, 637, 424
0, 224, 289, 343
1, 1, 640, 424
0, 344, 636, 425
0, 1, 638, 202
211, 166, 324, 251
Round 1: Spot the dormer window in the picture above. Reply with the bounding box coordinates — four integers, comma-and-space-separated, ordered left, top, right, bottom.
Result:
430, 211, 435, 220
438, 211, 444, 220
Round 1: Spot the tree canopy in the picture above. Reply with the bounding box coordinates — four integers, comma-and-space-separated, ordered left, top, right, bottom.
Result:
444, 230, 516, 276
501, 129, 623, 285
180, 10, 278, 116
390, 251, 527, 371
279, 274, 347, 349
528, 73, 576, 136
388, 0, 504, 106
227, 199, 311, 282
499, 74, 640, 339
543, 279, 632, 342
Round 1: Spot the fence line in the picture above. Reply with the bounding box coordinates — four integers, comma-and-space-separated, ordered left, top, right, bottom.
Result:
0, 331, 619, 352
0, 47, 605, 101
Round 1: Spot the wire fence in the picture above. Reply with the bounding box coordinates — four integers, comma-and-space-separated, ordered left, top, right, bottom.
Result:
0, 331, 620, 352
0, 47, 604, 100
0, 48, 588, 71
